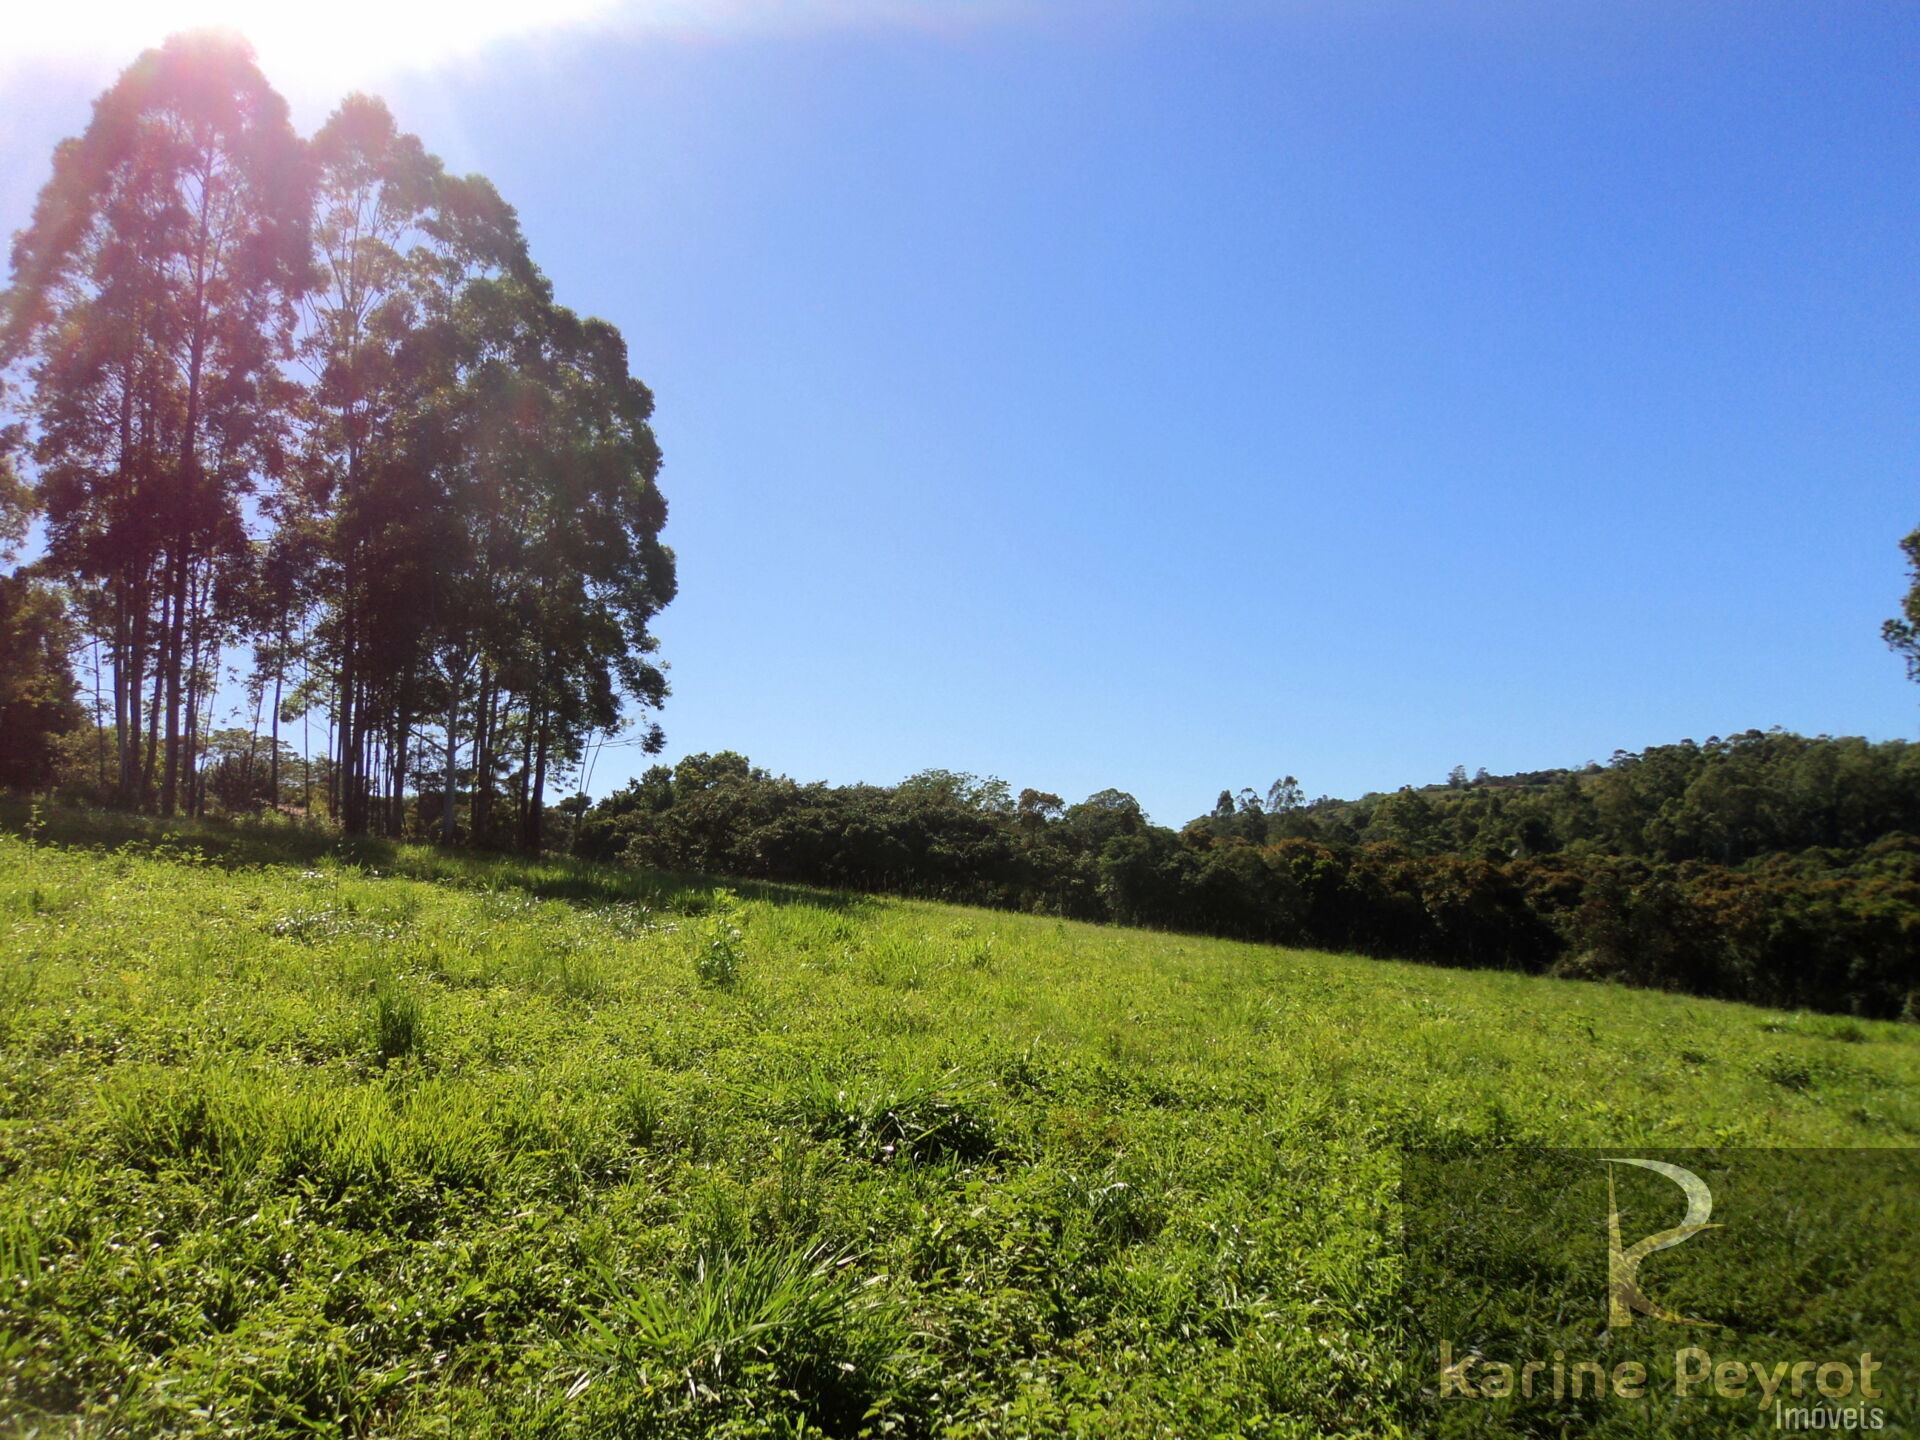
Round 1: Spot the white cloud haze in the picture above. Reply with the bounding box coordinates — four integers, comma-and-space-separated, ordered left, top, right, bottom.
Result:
0, 0, 1030, 88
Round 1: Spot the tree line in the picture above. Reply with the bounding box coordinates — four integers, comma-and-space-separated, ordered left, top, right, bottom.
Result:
0, 33, 674, 844
575, 734, 1920, 1017
1188, 730, 1920, 864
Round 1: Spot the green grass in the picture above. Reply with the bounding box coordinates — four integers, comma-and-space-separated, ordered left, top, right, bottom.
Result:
0, 808, 1915, 1437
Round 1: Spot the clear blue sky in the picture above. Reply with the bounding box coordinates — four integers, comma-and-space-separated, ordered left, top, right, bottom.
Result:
5, 1, 1918, 823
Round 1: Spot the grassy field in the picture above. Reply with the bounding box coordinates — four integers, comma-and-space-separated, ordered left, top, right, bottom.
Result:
1, 808, 1915, 1438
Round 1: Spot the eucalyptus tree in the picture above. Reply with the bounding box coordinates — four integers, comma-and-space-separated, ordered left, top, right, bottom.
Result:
5, 44, 676, 836
1266, 776, 1304, 815
290, 94, 531, 834
1, 31, 308, 812
452, 283, 674, 849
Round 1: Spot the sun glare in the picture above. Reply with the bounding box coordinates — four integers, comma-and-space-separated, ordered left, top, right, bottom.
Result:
2, 0, 1025, 91
4, 0, 646, 87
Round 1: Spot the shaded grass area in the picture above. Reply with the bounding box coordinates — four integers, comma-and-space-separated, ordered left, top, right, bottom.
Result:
0, 799, 863, 915
0, 808, 1916, 1437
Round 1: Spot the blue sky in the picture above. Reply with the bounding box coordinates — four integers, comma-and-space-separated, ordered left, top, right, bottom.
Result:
5, 1, 1918, 823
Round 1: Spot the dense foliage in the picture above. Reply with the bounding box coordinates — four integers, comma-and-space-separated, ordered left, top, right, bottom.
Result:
0, 33, 674, 843
577, 733, 1920, 1017
0, 572, 83, 790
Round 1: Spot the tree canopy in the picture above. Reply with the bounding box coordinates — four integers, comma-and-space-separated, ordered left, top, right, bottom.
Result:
1, 33, 674, 843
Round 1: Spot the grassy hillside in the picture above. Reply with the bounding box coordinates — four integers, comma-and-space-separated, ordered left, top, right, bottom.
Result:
1, 811, 1915, 1437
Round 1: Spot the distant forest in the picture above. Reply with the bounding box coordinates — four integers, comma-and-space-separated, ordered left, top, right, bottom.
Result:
575, 731, 1920, 1018
0, 33, 674, 847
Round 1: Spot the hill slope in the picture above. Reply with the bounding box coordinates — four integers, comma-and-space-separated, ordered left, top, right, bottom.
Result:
1, 815, 1915, 1436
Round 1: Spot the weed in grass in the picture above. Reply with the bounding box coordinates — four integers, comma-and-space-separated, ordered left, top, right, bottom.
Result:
593, 900, 658, 940
684, 1173, 755, 1258
948, 918, 997, 973
368, 980, 424, 1066
693, 890, 745, 988
98, 1063, 267, 1172
749, 1142, 836, 1240
789, 1068, 999, 1164
1757, 1055, 1815, 1091
519, 936, 610, 1005
615, 1072, 666, 1148
568, 1241, 904, 1434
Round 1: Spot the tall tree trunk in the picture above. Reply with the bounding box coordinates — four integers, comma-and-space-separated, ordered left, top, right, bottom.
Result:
441, 658, 464, 845
360, 726, 375, 833
110, 360, 136, 806
243, 678, 263, 812
472, 666, 495, 845
180, 563, 207, 817
268, 640, 284, 815
141, 580, 171, 807
516, 711, 535, 850
165, 148, 214, 819
90, 633, 109, 793
524, 711, 549, 853
336, 669, 357, 831
338, 584, 365, 835
159, 548, 186, 814
195, 613, 220, 817
328, 675, 342, 821
300, 621, 314, 819
112, 586, 133, 804
118, 577, 144, 807
322, 672, 337, 824
389, 716, 410, 838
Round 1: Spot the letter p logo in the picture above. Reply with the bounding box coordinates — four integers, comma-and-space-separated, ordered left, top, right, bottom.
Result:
1604, 1158, 1720, 1329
